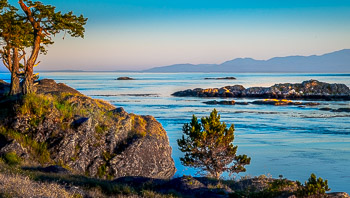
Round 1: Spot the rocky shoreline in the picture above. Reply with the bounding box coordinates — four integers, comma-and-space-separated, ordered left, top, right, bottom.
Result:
173, 80, 350, 100
1, 79, 350, 197
0, 79, 176, 180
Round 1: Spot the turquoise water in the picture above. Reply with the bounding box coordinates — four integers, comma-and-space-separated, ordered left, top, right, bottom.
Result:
1, 72, 350, 193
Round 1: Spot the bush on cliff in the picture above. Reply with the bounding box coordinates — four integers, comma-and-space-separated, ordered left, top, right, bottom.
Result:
177, 109, 251, 179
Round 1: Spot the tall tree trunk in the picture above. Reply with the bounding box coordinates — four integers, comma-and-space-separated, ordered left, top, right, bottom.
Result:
22, 33, 40, 95
9, 48, 21, 95
22, 69, 34, 95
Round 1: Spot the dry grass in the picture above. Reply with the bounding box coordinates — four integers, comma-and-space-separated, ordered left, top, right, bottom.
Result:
0, 172, 75, 198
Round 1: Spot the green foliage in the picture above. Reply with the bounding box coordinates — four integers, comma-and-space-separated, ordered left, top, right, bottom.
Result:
2, 152, 21, 166
0, 0, 32, 75
97, 163, 107, 178
1, 0, 88, 94
297, 173, 330, 196
54, 99, 74, 121
19, 93, 88, 124
0, 127, 50, 164
95, 124, 108, 134
177, 109, 251, 179
19, 93, 51, 117
0, 1, 32, 49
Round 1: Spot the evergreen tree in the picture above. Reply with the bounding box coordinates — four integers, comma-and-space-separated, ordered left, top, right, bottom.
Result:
0, 0, 31, 95
18, 0, 87, 94
1, 0, 87, 95
177, 109, 251, 179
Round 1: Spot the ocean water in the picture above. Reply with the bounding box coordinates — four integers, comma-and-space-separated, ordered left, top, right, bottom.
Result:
1, 72, 350, 193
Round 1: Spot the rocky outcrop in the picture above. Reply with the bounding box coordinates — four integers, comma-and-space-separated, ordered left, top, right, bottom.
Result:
116, 77, 134, 80
0, 79, 176, 179
173, 80, 350, 100
203, 99, 320, 106
114, 176, 349, 198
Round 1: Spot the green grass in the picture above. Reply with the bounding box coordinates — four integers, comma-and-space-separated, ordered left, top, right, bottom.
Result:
0, 127, 50, 164
2, 152, 21, 166
18, 93, 52, 117
54, 100, 74, 121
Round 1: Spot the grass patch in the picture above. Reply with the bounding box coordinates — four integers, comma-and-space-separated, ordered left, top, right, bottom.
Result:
2, 152, 21, 166
18, 93, 52, 118
54, 99, 74, 121
0, 127, 51, 164
95, 124, 108, 134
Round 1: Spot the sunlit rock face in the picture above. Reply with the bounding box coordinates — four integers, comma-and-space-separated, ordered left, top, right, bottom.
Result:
0, 79, 176, 179
173, 80, 350, 100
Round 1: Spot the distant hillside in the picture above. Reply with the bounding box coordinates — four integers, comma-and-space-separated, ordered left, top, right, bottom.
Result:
144, 49, 350, 73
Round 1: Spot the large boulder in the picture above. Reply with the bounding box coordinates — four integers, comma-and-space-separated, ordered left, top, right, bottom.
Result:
0, 79, 176, 179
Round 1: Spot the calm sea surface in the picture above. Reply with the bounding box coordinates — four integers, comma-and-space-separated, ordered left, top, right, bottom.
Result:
1, 72, 350, 193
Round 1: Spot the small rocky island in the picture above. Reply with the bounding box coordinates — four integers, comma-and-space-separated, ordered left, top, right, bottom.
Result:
173, 80, 350, 100
204, 77, 236, 80
116, 77, 135, 80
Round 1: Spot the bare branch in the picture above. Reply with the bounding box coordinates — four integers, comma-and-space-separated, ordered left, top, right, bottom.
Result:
28, 5, 37, 9
34, 61, 41, 67
2, 59, 10, 70
19, 50, 26, 60
43, 29, 51, 36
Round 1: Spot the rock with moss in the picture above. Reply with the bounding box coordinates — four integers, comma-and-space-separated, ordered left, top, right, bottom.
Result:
0, 79, 175, 179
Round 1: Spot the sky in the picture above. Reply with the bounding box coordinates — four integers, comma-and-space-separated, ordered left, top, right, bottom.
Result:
1, 0, 350, 71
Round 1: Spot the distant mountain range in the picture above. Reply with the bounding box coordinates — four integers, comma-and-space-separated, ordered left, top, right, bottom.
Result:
143, 49, 350, 73
1, 49, 349, 73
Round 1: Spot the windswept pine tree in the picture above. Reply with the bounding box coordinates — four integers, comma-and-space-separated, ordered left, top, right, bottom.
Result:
18, 0, 87, 94
0, 0, 31, 95
178, 109, 251, 179
0, 0, 87, 95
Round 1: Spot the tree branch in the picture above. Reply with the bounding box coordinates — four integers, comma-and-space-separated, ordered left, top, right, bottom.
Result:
18, 0, 36, 27
2, 59, 10, 70
34, 61, 41, 67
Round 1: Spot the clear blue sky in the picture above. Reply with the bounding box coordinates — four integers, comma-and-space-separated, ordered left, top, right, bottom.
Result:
2, 0, 350, 71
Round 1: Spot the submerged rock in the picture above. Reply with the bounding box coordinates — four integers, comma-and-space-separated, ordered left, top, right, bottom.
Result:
251, 99, 320, 106
0, 79, 176, 179
203, 99, 321, 106
173, 80, 350, 100
203, 100, 236, 105
116, 77, 135, 80
204, 77, 236, 80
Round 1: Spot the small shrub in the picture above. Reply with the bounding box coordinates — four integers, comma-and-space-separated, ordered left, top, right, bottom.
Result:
2, 152, 21, 166
297, 173, 330, 196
